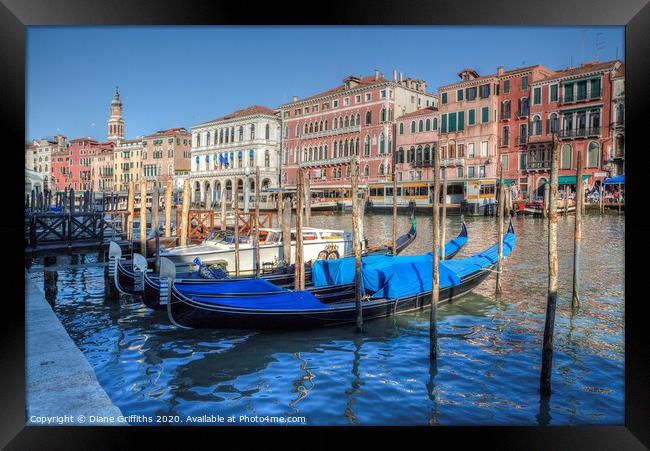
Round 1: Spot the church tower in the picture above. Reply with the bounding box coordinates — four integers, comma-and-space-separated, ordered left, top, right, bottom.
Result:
107, 86, 124, 142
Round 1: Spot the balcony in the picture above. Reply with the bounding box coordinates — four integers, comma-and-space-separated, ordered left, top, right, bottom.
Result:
300, 156, 353, 168
519, 135, 528, 145
612, 120, 625, 129
500, 112, 511, 121
525, 160, 551, 172
411, 160, 432, 168
441, 158, 465, 167
517, 109, 529, 119
560, 91, 601, 105
558, 127, 601, 139
301, 124, 361, 140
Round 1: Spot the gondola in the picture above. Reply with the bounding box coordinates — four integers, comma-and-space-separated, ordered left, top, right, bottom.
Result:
165, 222, 514, 330
108, 211, 422, 300
139, 221, 465, 311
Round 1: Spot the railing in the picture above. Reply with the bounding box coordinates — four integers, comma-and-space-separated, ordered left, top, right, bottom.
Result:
302, 124, 361, 139
411, 160, 432, 168
517, 109, 529, 118
500, 112, 511, 120
558, 127, 601, 139
525, 160, 551, 171
519, 135, 528, 145
300, 157, 353, 167
560, 91, 601, 104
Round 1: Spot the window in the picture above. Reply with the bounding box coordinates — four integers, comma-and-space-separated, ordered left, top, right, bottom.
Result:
501, 154, 509, 170
381, 108, 387, 122
481, 107, 489, 123
381, 89, 387, 98
467, 143, 475, 158
457, 167, 464, 178
467, 166, 475, 178
399, 123, 404, 135
313, 105, 318, 112
458, 111, 465, 131
577, 81, 587, 100
468, 109, 476, 125
343, 97, 350, 106
503, 79, 510, 93
480, 141, 488, 157
441, 92, 447, 104
532, 115, 542, 135
519, 124, 528, 144
410, 121, 416, 133
547, 113, 559, 134
550, 84, 558, 102
418, 120, 423, 132
587, 142, 600, 167
265, 124, 270, 139
448, 112, 457, 132
590, 78, 601, 98
521, 76, 529, 90
479, 165, 486, 177
355, 95, 361, 103
479, 84, 490, 98
533, 87, 541, 105
433, 118, 438, 130
365, 111, 372, 125
564, 84, 574, 102
366, 93, 372, 101
457, 89, 464, 101
441, 114, 448, 133
519, 153, 527, 170
333, 100, 339, 108
379, 134, 385, 154
501, 126, 509, 146
561, 144, 572, 169
466, 86, 477, 101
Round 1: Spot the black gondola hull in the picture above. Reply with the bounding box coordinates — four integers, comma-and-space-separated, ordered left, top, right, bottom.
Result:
168, 265, 493, 330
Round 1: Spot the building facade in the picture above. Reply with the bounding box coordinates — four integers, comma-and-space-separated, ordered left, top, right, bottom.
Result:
525, 60, 622, 197
394, 106, 439, 182
189, 105, 281, 207
278, 70, 437, 197
142, 128, 192, 190
25, 135, 67, 191
90, 145, 115, 192
113, 139, 144, 192
610, 64, 625, 176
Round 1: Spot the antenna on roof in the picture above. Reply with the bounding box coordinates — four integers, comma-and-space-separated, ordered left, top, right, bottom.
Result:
595, 32, 606, 62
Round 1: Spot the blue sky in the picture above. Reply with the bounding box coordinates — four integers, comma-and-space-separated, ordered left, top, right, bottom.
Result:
26, 26, 624, 142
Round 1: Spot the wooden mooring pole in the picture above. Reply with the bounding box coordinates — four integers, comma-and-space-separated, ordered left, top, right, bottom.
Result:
540, 135, 560, 395
233, 179, 240, 277
282, 195, 292, 266
391, 149, 397, 255
294, 168, 304, 291
220, 184, 227, 231
351, 156, 363, 333
140, 181, 147, 256
165, 180, 172, 238
430, 143, 441, 360
180, 179, 190, 247
441, 172, 447, 260
543, 182, 550, 218
496, 167, 505, 294
254, 167, 261, 277
127, 181, 135, 241
152, 186, 160, 272
572, 151, 583, 309
304, 170, 312, 227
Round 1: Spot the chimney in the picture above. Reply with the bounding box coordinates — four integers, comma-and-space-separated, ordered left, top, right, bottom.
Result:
374, 68, 379, 81
497, 66, 504, 76
393, 69, 397, 81
292, 95, 298, 102
399, 72, 403, 83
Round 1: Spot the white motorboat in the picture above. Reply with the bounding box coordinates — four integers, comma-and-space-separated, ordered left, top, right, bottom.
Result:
160, 226, 363, 275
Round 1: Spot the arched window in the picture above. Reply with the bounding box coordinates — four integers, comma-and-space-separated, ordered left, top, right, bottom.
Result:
309, 123, 314, 133
333, 141, 338, 158
364, 136, 371, 156
417, 146, 423, 163
309, 148, 313, 161
379, 163, 384, 175
381, 108, 386, 122
408, 147, 415, 163
561, 144, 572, 169
344, 139, 349, 156
399, 123, 404, 135
365, 111, 372, 125
424, 145, 431, 163
548, 113, 558, 134
616, 103, 624, 124
448, 141, 456, 159
239, 126, 244, 141
250, 124, 255, 140
418, 120, 424, 132
305, 123, 309, 133
206, 131, 211, 146
324, 120, 328, 130
397, 147, 404, 164
533, 115, 542, 135
265, 123, 270, 139
324, 145, 328, 159
379, 134, 385, 154
425, 119, 431, 131
319, 121, 323, 131
411, 121, 416, 133
587, 142, 600, 168
364, 165, 370, 177
355, 138, 359, 155
356, 114, 360, 126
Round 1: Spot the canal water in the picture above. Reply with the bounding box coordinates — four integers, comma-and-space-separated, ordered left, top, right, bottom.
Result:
27, 212, 624, 426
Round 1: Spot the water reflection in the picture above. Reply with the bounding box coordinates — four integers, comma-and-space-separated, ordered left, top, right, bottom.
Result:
27, 212, 624, 425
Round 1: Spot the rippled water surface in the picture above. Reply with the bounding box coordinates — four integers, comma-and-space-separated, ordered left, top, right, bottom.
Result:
28, 211, 624, 425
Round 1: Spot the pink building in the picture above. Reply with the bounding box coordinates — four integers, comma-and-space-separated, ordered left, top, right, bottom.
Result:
90, 144, 115, 191
394, 106, 439, 182
526, 60, 622, 198
279, 69, 436, 203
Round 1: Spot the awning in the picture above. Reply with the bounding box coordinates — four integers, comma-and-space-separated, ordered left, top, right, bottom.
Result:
603, 175, 624, 185
497, 179, 516, 186
557, 175, 589, 185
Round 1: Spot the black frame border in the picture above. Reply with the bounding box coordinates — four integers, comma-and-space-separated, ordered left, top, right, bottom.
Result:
4, 0, 649, 448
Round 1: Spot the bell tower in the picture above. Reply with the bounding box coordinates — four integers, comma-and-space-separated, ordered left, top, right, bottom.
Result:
107, 86, 124, 142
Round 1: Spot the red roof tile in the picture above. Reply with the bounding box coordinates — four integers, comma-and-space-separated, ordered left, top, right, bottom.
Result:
282, 74, 391, 106
200, 105, 276, 125
541, 60, 621, 82
398, 106, 437, 119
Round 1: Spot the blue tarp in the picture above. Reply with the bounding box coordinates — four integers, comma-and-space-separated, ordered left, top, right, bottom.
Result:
312, 232, 468, 288
191, 290, 328, 310
603, 175, 624, 185
176, 278, 286, 295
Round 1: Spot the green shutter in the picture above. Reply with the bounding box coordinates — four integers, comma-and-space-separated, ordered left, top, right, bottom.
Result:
449, 112, 457, 132
534, 87, 541, 104
458, 111, 465, 131
441, 114, 447, 133
564, 84, 574, 102
481, 107, 489, 123
457, 89, 464, 101
468, 109, 475, 125
441, 93, 447, 104
550, 84, 558, 102
590, 78, 601, 98
433, 118, 438, 130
